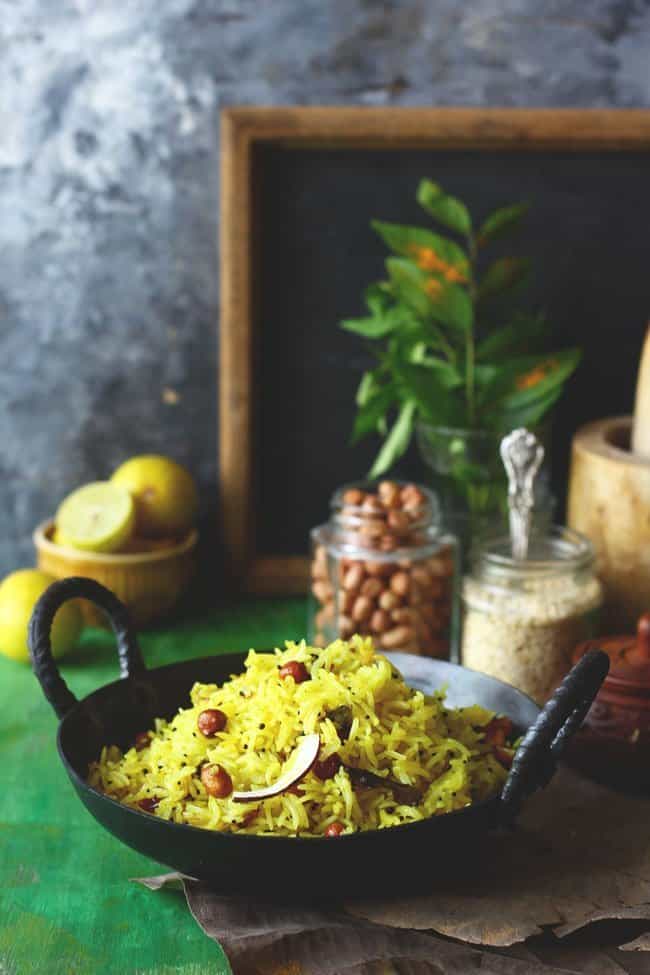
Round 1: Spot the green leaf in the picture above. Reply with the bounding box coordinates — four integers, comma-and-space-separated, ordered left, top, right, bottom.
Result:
493, 385, 564, 433
479, 348, 580, 426
368, 400, 416, 478
391, 360, 462, 425
478, 258, 531, 302
477, 203, 529, 245
476, 312, 548, 361
497, 347, 581, 412
356, 370, 377, 407
416, 179, 472, 236
372, 221, 468, 271
429, 279, 473, 333
408, 347, 462, 387
341, 315, 396, 339
385, 258, 473, 333
418, 359, 464, 388
385, 258, 431, 318
352, 382, 398, 444
364, 282, 391, 317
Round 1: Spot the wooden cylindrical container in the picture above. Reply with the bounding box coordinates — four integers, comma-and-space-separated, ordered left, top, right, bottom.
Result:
567, 416, 650, 631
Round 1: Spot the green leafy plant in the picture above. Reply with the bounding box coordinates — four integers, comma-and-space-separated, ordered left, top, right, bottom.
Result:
342, 180, 581, 478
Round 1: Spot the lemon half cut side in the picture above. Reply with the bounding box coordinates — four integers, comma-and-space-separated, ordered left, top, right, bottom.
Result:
55, 482, 135, 553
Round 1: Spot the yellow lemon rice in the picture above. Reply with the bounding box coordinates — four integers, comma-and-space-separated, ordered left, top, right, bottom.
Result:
88, 637, 511, 836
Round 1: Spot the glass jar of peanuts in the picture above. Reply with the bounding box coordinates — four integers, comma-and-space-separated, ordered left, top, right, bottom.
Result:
461, 527, 602, 705
309, 481, 458, 657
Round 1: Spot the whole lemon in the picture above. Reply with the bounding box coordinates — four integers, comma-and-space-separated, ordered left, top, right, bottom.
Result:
111, 455, 199, 538
0, 569, 83, 664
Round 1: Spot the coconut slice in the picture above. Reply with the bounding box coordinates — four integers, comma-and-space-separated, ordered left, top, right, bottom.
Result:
232, 733, 320, 802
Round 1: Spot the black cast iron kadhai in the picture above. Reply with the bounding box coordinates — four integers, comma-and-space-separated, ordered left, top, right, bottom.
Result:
29, 578, 609, 897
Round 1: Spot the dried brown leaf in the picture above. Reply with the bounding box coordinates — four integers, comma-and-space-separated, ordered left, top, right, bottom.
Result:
181, 881, 581, 975
347, 767, 650, 948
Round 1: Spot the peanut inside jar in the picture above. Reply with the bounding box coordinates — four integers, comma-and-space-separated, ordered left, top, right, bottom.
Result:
309, 481, 456, 658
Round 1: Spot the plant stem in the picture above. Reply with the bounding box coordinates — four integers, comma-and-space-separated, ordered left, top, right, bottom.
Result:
466, 235, 478, 426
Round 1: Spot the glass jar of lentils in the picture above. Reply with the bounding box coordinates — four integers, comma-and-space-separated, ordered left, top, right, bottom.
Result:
309, 481, 458, 657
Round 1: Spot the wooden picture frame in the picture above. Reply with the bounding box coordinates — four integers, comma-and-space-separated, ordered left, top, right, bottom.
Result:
219, 106, 650, 594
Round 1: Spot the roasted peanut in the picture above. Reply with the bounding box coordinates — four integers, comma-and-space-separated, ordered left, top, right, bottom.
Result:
391, 607, 415, 623
340, 590, 356, 614
311, 545, 328, 579
312, 580, 333, 603
428, 553, 454, 577
387, 509, 410, 534
134, 732, 151, 751
324, 820, 345, 837
378, 589, 400, 611
338, 614, 355, 638
364, 560, 393, 578
410, 565, 432, 589
316, 605, 334, 629
342, 563, 365, 591
279, 660, 310, 683
400, 484, 425, 508
380, 625, 416, 648
352, 595, 373, 622
201, 763, 233, 798
377, 480, 401, 508
390, 571, 410, 597
342, 488, 365, 506
361, 495, 385, 515
359, 518, 384, 539
379, 533, 398, 552
360, 577, 383, 599
408, 586, 424, 606
370, 609, 391, 633
197, 709, 227, 737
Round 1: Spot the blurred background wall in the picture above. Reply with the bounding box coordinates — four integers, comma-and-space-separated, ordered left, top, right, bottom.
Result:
2, 0, 650, 573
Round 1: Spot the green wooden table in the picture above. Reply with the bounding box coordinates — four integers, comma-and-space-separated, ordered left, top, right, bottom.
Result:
0, 598, 306, 975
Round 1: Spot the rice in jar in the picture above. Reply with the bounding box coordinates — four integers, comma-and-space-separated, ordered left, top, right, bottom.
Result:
309, 481, 458, 657
461, 527, 602, 704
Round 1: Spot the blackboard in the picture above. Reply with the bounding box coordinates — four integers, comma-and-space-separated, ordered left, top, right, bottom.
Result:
219, 108, 650, 591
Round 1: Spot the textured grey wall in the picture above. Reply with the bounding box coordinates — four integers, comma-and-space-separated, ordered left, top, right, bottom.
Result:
2, 0, 650, 574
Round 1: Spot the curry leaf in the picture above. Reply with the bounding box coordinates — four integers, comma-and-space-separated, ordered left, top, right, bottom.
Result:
410, 353, 462, 389
492, 384, 564, 432
476, 312, 547, 361
355, 370, 377, 407
430, 279, 474, 333
341, 315, 396, 339
351, 382, 398, 444
364, 282, 392, 316
478, 348, 581, 420
372, 221, 468, 270
368, 400, 416, 478
497, 347, 581, 412
416, 179, 472, 236
477, 202, 529, 245
385, 258, 431, 318
391, 360, 462, 424
478, 258, 531, 302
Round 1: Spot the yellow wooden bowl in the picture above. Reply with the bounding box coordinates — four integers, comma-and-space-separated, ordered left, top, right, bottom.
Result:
33, 520, 198, 628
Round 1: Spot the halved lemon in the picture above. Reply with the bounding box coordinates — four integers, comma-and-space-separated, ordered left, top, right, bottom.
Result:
55, 482, 135, 553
